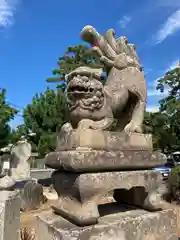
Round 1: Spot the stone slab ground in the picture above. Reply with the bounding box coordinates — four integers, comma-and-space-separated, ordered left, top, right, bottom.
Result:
36, 204, 178, 240
20, 195, 180, 240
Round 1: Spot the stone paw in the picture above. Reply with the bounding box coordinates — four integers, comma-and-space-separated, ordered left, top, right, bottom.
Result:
78, 119, 94, 129
124, 122, 143, 133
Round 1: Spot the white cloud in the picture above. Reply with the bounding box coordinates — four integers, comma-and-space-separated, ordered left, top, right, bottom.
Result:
0, 0, 20, 28
165, 59, 180, 72
155, 10, 180, 44
146, 105, 159, 113
117, 15, 131, 29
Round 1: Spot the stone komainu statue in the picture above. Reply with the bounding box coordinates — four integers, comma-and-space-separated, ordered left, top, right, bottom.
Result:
43, 25, 170, 232
64, 25, 147, 133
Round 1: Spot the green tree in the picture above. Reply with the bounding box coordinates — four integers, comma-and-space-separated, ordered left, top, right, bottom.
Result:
46, 44, 104, 87
144, 62, 180, 152
9, 124, 38, 153
144, 111, 174, 151
10, 124, 29, 144
23, 87, 68, 156
157, 62, 180, 152
0, 88, 18, 148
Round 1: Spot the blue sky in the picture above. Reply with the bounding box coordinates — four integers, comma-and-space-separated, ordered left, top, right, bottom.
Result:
0, 0, 179, 128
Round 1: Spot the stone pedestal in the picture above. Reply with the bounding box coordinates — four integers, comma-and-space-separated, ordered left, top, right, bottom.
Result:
51, 170, 165, 226
46, 149, 166, 172
45, 130, 167, 226
56, 129, 153, 151
43, 129, 172, 238
46, 130, 166, 172
36, 208, 178, 240
0, 191, 20, 240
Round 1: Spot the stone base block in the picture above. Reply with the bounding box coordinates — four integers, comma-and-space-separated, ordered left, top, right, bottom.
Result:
36, 207, 178, 240
46, 129, 166, 172
45, 149, 166, 172
0, 191, 20, 240
51, 170, 167, 226
56, 129, 153, 151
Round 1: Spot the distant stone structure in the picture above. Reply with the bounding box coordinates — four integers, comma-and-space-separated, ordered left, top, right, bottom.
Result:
0, 144, 21, 240
0, 144, 12, 175
9, 139, 31, 181
0, 137, 44, 218
37, 26, 177, 239
0, 138, 32, 190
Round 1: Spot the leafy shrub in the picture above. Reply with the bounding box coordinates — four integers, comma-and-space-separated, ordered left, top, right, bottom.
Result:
168, 166, 180, 202
168, 166, 180, 187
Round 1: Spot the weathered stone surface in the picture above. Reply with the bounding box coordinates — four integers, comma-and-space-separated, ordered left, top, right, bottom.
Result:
19, 181, 46, 211
168, 236, 180, 240
0, 191, 20, 240
36, 208, 177, 240
61, 24, 147, 133
45, 149, 166, 172
30, 168, 53, 179
51, 170, 166, 226
113, 182, 168, 211
39, 24, 173, 238
0, 175, 15, 190
56, 129, 153, 151
9, 140, 31, 181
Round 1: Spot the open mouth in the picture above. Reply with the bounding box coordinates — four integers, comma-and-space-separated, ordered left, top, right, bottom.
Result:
68, 85, 94, 93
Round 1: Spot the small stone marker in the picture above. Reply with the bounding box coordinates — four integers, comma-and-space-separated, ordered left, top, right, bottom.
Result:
20, 180, 46, 211
9, 140, 31, 181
